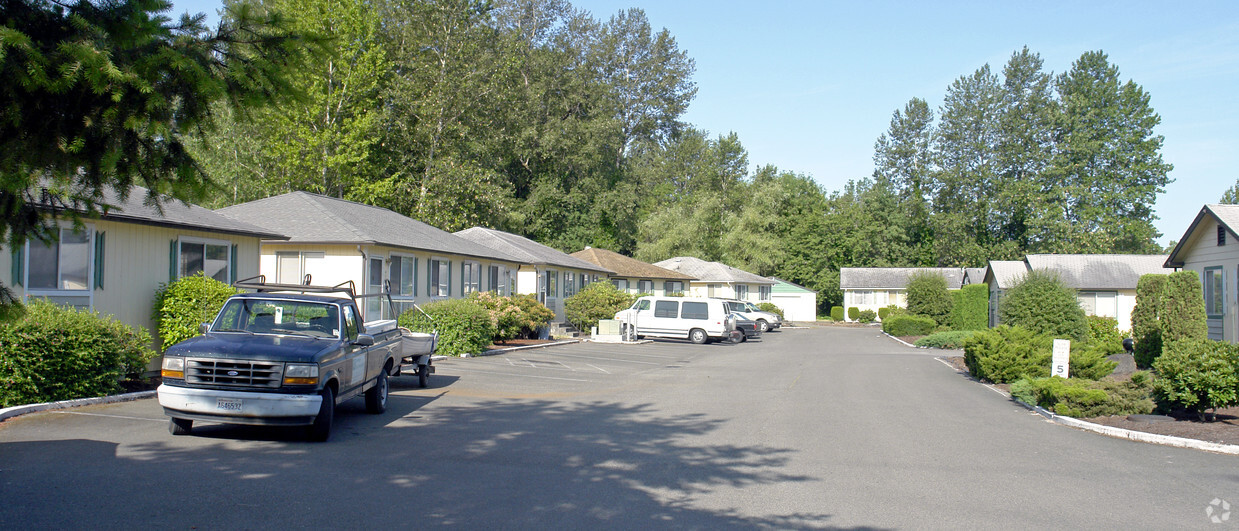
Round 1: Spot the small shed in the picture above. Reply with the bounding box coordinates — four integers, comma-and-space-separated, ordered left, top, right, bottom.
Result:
767, 277, 818, 322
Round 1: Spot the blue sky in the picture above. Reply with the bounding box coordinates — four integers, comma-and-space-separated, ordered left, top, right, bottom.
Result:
172, 0, 1239, 246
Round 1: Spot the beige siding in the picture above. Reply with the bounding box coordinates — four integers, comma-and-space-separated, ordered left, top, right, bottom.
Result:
1179, 217, 1239, 342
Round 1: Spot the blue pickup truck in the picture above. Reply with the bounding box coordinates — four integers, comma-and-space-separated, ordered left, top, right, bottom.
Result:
157, 278, 433, 441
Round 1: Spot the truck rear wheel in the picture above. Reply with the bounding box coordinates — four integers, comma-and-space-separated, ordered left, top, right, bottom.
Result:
365, 369, 388, 414
307, 386, 335, 442
169, 417, 192, 436
418, 364, 429, 388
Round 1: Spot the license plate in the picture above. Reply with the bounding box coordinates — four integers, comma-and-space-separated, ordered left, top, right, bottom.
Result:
216, 398, 243, 412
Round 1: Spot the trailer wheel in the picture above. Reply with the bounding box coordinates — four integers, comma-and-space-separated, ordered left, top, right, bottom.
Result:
169, 417, 192, 436
418, 363, 430, 388
307, 386, 335, 442
365, 369, 388, 414
689, 328, 708, 344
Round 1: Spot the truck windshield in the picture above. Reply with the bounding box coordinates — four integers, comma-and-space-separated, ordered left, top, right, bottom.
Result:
213, 299, 340, 339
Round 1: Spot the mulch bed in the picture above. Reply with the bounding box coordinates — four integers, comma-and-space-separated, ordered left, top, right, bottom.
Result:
940, 355, 1239, 447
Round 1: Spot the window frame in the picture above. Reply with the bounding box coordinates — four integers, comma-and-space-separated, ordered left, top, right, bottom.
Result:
1204, 266, 1224, 318
428, 257, 451, 298
178, 236, 231, 283
462, 260, 481, 295
26, 225, 95, 303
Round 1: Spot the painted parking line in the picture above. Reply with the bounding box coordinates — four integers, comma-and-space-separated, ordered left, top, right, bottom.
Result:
51, 411, 165, 422
527, 351, 662, 365
443, 366, 595, 382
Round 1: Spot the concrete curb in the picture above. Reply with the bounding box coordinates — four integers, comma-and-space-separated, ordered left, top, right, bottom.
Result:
0, 390, 157, 423
467, 339, 580, 358
882, 331, 920, 348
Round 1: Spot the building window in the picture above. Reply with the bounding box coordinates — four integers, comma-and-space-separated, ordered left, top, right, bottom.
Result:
563, 271, 576, 298
276, 251, 325, 285
759, 285, 771, 301
664, 281, 683, 294
735, 284, 749, 299
1204, 267, 1224, 318
545, 269, 558, 298
708, 284, 719, 297
462, 261, 480, 294
180, 238, 230, 282
612, 278, 629, 291
390, 255, 416, 296
429, 258, 450, 297
488, 265, 508, 295
29, 227, 91, 292
637, 280, 653, 293
851, 290, 873, 306
1077, 291, 1118, 318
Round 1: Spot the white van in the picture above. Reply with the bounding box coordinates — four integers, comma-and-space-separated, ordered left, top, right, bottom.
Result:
613, 296, 732, 344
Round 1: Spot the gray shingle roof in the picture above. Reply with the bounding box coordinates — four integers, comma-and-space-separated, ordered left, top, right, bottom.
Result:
1166, 204, 1239, 267
1024, 254, 1171, 289
985, 261, 1028, 290
570, 247, 694, 280
963, 267, 987, 285
652, 257, 774, 285
839, 267, 965, 290
44, 183, 284, 239
454, 227, 612, 273
216, 192, 520, 262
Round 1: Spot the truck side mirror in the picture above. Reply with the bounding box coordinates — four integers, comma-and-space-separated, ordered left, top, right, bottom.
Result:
354, 334, 375, 346
199, 323, 210, 335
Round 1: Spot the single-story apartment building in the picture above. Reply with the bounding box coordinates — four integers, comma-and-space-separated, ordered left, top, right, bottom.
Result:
216, 192, 525, 321
984, 254, 1172, 332
1164, 204, 1239, 343
570, 247, 696, 296
454, 227, 614, 322
1, 184, 282, 350
838, 267, 966, 321
652, 257, 775, 303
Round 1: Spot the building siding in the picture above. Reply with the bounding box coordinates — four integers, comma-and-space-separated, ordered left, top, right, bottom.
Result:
1177, 217, 1239, 343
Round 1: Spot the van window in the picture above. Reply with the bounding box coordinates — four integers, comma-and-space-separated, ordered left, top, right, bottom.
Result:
682, 302, 709, 320
633, 299, 650, 311
654, 300, 679, 318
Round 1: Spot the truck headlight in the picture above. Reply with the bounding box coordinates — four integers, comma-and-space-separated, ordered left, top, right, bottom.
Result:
161, 357, 185, 379
284, 363, 319, 385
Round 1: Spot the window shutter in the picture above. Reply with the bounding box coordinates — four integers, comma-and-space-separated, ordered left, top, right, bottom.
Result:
230, 244, 238, 284
93, 231, 105, 290
11, 244, 23, 287
447, 261, 453, 297
427, 260, 433, 296
413, 258, 418, 296
169, 240, 178, 282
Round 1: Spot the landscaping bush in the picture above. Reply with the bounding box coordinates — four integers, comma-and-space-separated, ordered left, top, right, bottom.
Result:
914, 330, 976, 349
1131, 273, 1166, 368
399, 298, 495, 357
998, 270, 1087, 341
1010, 373, 1155, 418
830, 306, 844, 322
882, 314, 937, 336
1152, 339, 1239, 421
948, 284, 989, 331
0, 299, 157, 407
152, 272, 239, 351
466, 291, 545, 342
1085, 315, 1123, 347
878, 305, 903, 321
857, 309, 877, 323
847, 307, 860, 321
565, 282, 636, 334
757, 302, 784, 319
964, 325, 1116, 383
906, 271, 952, 325
1068, 342, 1121, 380
1161, 271, 1208, 343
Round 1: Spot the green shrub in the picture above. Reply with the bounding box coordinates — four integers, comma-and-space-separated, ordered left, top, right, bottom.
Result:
399, 298, 496, 356
1010, 374, 1155, 418
906, 271, 952, 325
847, 307, 860, 321
914, 330, 976, 349
1152, 339, 1239, 421
858, 309, 877, 323
565, 282, 636, 334
882, 314, 937, 336
964, 325, 1116, 383
466, 291, 552, 342
1161, 271, 1208, 343
1131, 274, 1166, 368
1085, 315, 1123, 346
1068, 342, 1121, 380
948, 284, 989, 331
152, 273, 239, 351
0, 300, 157, 407
757, 302, 784, 319
998, 270, 1087, 341
830, 306, 844, 322
877, 305, 895, 321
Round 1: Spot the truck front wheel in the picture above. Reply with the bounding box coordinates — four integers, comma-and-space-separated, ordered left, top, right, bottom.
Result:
365, 370, 388, 414
169, 417, 192, 436
308, 386, 335, 442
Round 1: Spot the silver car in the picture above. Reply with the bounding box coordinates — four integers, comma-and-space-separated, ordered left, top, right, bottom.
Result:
720, 299, 782, 332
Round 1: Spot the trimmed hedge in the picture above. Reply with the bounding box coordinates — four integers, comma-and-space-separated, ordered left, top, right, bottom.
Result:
847, 307, 860, 321
757, 302, 784, 319
914, 330, 976, 349
152, 273, 239, 351
858, 309, 877, 323
1162, 271, 1208, 343
565, 282, 636, 334
1085, 315, 1123, 347
1010, 373, 1155, 418
1153, 339, 1239, 421
882, 314, 936, 336
963, 325, 1117, 384
948, 284, 989, 331
906, 271, 952, 325
830, 306, 844, 322
0, 300, 157, 407
1131, 274, 1166, 368
998, 270, 1087, 341
400, 298, 495, 356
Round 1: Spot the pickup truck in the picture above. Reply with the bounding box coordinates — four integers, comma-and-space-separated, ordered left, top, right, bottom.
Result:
157, 278, 423, 441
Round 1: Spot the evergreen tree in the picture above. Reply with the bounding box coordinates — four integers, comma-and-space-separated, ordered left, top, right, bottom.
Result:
1220, 179, 1239, 204
873, 98, 935, 263
995, 47, 1056, 255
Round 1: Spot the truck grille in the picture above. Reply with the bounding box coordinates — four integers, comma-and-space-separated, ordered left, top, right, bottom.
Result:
185, 359, 283, 388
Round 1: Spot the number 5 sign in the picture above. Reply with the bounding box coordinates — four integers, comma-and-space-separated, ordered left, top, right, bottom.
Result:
1052, 339, 1070, 379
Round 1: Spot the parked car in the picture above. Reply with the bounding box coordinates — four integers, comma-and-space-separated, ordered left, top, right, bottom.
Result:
613, 296, 734, 344
726, 313, 762, 342
720, 299, 782, 332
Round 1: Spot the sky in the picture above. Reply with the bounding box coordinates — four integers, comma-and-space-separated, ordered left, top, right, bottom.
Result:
171, 0, 1239, 246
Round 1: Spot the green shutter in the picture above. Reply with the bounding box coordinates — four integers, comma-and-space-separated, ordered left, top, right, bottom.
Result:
427, 260, 433, 295
11, 244, 23, 287
169, 240, 177, 282
93, 231, 105, 290
447, 261, 453, 297
230, 244, 238, 284
413, 258, 418, 296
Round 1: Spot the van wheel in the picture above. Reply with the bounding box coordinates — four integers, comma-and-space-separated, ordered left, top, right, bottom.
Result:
307, 386, 335, 442
365, 369, 388, 414
689, 328, 707, 344
169, 417, 192, 436
757, 319, 769, 333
